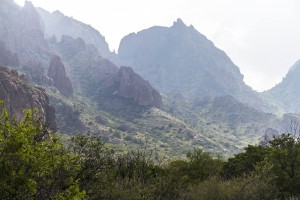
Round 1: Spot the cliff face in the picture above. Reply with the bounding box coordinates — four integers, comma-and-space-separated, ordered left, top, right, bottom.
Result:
0, 66, 56, 131
48, 55, 73, 98
100, 66, 163, 108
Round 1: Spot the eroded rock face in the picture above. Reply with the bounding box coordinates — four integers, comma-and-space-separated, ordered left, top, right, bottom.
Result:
101, 66, 163, 108
48, 55, 73, 98
0, 66, 56, 131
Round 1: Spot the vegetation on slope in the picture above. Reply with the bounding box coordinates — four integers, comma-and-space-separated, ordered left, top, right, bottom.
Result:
2, 102, 300, 199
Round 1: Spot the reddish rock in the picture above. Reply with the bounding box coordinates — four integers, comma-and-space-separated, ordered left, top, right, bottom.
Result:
0, 66, 56, 132
48, 55, 73, 98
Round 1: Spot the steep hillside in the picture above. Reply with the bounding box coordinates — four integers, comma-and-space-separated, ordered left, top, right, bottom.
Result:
117, 19, 262, 107
265, 60, 300, 113
165, 94, 299, 154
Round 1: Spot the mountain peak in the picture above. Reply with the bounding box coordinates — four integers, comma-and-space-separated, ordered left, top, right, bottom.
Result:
173, 18, 186, 27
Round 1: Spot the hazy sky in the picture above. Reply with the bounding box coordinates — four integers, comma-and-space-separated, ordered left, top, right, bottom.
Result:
14, 0, 300, 91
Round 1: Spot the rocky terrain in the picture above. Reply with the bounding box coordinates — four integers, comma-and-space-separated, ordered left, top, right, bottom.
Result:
0, 66, 56, 131
48, 55, 73, 98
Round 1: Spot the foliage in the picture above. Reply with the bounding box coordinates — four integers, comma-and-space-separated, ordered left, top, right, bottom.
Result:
0, 101, 86, 199
2, 101, 300, 199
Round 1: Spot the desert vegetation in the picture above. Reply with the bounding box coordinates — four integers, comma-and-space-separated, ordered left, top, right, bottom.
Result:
1, 102, 300, 200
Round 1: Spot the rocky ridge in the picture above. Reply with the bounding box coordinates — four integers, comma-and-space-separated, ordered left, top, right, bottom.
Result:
100, 66, 163, 108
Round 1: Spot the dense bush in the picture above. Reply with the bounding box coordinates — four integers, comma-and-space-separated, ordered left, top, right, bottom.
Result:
2, 102, 300, 199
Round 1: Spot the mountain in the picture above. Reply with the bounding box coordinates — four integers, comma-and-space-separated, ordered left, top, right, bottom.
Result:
1, 0, 297, 157
0, 66, 56, 131
37, 8, 114, 59
117, 19, 262, 106
265, 60, 300, 113
0, 0, 51, 66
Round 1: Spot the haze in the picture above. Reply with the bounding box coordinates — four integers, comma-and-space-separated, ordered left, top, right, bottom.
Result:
14, 0, 300, 92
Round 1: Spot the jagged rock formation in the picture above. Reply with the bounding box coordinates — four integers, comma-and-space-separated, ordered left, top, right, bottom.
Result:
48, 55, 73, 98
265, 60, 300, 113
0, 66, 56, 131
100, 66, 163, 108
55, 35, 162, 109
37, 8, 114, 58
117, 18, 261, 106
0, 0, 51, 66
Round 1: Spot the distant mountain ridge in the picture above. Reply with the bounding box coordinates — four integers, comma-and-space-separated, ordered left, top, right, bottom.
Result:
37, 7, 114, 59
116, 19, 263, 107
265, 60, 300, 113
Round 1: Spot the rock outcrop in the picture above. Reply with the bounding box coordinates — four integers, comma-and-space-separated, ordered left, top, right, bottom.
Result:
0, 66, 56, 131
48, 55, 73, 98
100, 66, 163, 108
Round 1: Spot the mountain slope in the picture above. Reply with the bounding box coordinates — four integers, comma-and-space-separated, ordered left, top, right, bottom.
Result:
117, 19, 261, 106
0, 1, 51, 66
265, 60, 300, 113
37, 8, 114, 58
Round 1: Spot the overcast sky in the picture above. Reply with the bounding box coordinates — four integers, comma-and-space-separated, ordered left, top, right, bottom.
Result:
14, 0, 300, 92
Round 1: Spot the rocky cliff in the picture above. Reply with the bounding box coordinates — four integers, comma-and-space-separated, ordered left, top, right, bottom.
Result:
48, 55, 73, 98
100, 66, 163, 108
0, 66, 56, 131
55, 35, 162, 109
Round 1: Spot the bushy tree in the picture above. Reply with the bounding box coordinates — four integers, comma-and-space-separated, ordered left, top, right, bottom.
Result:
0, 101, 86, 199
